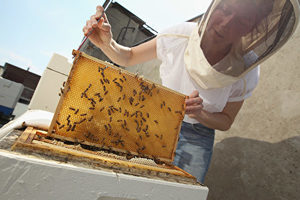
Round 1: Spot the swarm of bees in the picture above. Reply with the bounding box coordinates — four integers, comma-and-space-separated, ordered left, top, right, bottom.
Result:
49, 51, 186, 163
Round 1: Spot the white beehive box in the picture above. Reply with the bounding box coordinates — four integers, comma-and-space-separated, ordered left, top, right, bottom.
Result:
29, 53, 72, 112
0, 78, 24, 110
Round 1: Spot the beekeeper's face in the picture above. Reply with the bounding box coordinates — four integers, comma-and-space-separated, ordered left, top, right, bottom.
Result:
206, 0, 257, 43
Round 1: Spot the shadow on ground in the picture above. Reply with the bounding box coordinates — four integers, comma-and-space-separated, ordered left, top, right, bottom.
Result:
205, 136, 300, 200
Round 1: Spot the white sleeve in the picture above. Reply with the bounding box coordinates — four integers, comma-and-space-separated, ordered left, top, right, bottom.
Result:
156, 22, 196, 61
156, 33, 166, 62
228, 66, 260, 102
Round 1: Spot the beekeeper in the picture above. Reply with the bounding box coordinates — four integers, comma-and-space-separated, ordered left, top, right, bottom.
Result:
83, 0, 299, 183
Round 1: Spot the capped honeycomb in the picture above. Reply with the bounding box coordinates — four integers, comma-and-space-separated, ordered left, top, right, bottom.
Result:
48, 50, 186, 163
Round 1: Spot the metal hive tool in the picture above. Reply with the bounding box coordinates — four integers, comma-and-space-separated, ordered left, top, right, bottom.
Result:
48, 50, 187, 163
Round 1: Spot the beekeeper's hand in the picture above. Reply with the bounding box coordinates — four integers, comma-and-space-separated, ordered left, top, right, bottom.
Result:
83, 5, 112, 48
185, 90, 244, 131
185, 90, 204, 117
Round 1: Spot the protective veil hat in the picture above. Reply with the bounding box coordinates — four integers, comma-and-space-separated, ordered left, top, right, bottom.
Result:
184, 0, 300, 89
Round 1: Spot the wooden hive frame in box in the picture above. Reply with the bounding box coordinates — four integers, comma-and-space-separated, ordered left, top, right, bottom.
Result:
12, 127, 198, 184
12, 50, 198, 184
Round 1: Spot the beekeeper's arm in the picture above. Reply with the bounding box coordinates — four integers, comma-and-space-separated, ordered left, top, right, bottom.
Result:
83, 5, 156, 67
185, 91, 244, 131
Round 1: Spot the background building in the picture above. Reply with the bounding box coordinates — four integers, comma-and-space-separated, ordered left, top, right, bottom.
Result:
2, 63, 40, 105
0, 63, 40, 125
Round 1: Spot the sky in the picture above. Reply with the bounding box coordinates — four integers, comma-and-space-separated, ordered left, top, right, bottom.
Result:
0, 0, 211, 75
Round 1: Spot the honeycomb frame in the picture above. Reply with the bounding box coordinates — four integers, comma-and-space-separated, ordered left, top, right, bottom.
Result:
48, 50, 187, 163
